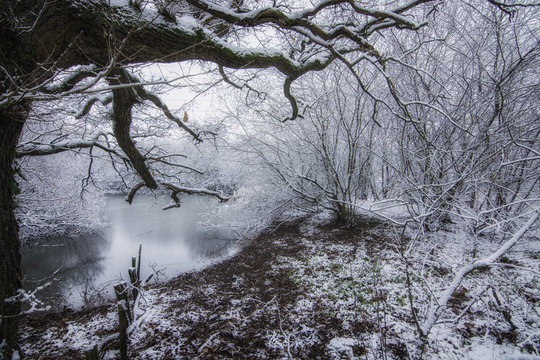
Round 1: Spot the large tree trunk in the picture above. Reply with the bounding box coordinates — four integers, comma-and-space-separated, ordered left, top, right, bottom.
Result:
1, 1, 32, 355
0, 105, 26, 358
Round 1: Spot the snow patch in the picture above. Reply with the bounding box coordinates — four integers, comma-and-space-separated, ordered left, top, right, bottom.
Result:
327, 337, 359, 359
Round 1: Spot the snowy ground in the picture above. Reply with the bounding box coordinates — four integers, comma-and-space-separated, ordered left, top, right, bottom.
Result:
21, 213, 539, 359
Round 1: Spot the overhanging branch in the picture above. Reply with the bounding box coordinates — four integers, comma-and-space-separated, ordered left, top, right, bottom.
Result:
125, 72, 202, 142
125, 179, 229, 208
15, 132, 126, 159
108, 68, 158, 189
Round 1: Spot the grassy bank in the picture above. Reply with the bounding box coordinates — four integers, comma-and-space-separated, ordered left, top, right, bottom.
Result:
21, 214, 539, 359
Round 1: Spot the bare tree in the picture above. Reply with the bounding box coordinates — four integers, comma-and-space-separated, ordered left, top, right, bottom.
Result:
377, 0, 540, 232
233, 68, 380, 226
376, 1, 540, 355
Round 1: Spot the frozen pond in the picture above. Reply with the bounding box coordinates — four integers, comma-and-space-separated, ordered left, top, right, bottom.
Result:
21, 195, 237, 308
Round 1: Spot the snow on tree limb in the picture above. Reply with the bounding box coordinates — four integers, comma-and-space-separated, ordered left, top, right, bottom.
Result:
159, 180, 229, 203
125, 179, 229, 208
15, 131, 126, 159
420, 211, 540, 338
185, 0, 432, 42
0, 0, 437, 118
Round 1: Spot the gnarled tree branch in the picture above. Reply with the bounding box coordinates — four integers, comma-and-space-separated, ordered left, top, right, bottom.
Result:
15, 131, 126, 159
125, 72, 202, 142
108, 68, 158, 189
159, 180, 229, 203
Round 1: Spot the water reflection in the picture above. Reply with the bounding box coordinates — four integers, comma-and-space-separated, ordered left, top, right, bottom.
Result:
21, 195, 236, 307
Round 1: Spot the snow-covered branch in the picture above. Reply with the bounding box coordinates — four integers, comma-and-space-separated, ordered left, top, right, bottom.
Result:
185, 0, 432, 46
420, 211, 539, 338
125, 179, 229, 209
159, 180, 229, 205
15, 132, 125, 159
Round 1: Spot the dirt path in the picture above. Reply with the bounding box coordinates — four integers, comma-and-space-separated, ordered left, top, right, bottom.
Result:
133, 222, 311, 358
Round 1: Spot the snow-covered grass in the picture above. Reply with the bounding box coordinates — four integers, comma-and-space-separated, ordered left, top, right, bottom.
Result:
20, 213, 539, 359
274, 215, 539, 359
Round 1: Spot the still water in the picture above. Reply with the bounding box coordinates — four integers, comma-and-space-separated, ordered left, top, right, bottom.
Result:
21, 195, 237, 308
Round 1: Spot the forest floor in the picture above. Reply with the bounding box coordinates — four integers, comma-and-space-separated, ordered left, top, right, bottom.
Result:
20, 213, 539, 359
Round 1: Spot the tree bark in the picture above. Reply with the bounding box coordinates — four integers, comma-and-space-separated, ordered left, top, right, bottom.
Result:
0, 104, 27, 359
23, 0, 329, 82
108, 69, 158, 190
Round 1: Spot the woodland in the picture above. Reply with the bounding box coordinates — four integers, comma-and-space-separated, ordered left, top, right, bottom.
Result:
1, 0, 539, 358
